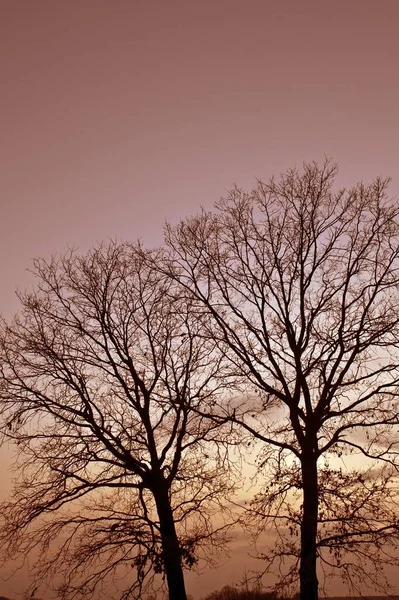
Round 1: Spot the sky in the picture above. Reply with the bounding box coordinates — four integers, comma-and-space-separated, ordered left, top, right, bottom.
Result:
1, 0, 399, 597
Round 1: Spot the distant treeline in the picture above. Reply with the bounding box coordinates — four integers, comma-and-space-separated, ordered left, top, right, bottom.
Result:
201, 586, 297, 600
201, 588, 399, 600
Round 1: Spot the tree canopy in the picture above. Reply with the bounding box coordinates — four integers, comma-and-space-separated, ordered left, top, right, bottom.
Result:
165, 161, 399, 599
0, 243, 236, 600
2, 162, 399, 600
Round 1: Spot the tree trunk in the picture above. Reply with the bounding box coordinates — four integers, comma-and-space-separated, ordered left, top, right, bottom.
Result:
153, 483, 187, 600
300, 452, 319, 600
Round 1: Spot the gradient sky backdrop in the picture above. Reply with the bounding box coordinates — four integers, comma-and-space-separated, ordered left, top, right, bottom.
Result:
1, 0, 399, 597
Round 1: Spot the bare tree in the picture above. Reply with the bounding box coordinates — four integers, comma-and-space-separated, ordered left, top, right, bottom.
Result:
0, 242, 236, 600
165, 161, 399, 599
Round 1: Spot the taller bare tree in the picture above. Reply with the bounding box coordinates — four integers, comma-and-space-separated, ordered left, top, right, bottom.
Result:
0, 242, 235, 600
165, 161, 399, 599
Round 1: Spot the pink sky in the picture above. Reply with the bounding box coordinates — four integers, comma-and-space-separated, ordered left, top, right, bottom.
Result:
1, 0, 399, 316
1, 0, 399, 597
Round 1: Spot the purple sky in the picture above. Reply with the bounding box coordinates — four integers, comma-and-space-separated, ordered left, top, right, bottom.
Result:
1, 0, 399, 597
2, 0, 399, 317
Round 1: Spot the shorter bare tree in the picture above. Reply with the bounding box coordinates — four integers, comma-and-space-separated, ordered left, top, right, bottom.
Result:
0, 242, 236, 600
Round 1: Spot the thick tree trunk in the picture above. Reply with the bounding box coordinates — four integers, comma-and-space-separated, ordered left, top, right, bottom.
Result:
153, 483, 187, 600
300, 452, 319, 600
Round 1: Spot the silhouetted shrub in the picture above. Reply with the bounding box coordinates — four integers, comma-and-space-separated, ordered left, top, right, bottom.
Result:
202, 584, 293, 600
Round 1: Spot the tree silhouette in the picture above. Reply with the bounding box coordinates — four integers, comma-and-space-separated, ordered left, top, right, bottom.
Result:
165, 161, 399, 599
0, 242, 236, 600
202, 583, 280, 600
